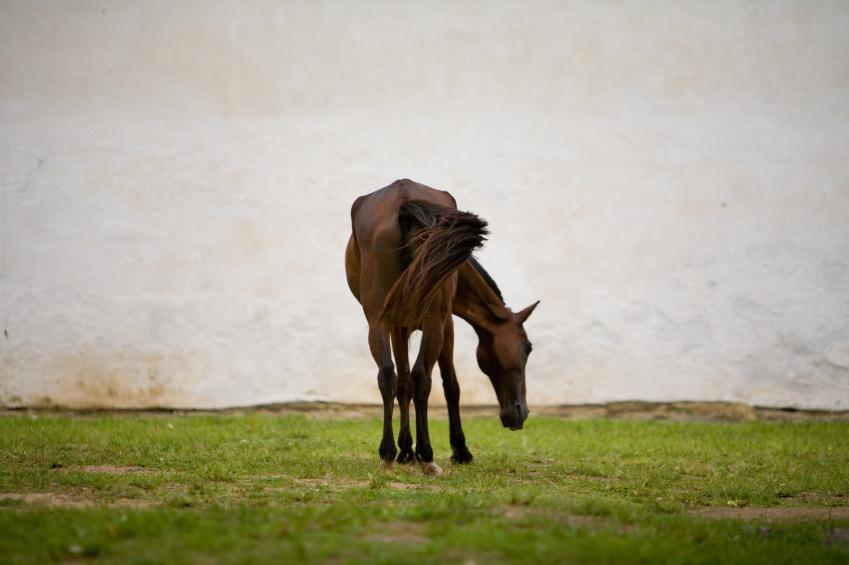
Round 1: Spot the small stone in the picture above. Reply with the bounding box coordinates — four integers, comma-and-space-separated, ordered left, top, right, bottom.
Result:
68, 544, 83, 555
422, 462, 443, 476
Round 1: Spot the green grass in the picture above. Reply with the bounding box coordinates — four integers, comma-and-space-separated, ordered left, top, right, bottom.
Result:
1, 412, 848, 563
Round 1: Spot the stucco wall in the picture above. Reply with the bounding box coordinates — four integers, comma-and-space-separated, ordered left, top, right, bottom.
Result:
2, 0, 848, 409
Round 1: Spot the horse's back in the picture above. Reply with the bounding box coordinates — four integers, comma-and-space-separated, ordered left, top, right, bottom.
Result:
347, 179, 457, 316
351, 179, 456, 239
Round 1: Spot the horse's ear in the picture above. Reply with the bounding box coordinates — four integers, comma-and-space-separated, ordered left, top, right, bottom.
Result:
515, 300, 540, 324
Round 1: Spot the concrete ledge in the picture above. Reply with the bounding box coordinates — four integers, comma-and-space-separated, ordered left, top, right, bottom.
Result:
3, 401, 848, 422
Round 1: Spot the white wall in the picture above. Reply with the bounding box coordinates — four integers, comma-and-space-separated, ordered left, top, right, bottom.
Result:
2, 0, 848, 409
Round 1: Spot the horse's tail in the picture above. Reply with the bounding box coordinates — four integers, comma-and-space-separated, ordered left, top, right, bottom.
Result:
379, 200, 488, 327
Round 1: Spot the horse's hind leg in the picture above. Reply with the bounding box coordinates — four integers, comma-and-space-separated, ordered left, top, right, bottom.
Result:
411, 317, 445, 474
391, 328, 414, 463
368, 322, 397, 465
438, 317, 473, 464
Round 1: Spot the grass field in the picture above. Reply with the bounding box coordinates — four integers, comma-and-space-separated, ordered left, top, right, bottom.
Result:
1, 408, 848, 563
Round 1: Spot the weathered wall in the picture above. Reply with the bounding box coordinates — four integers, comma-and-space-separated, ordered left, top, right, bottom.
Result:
2, 0, 848, 409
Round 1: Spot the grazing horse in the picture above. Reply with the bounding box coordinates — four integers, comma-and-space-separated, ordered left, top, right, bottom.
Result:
345, 179, 538, 473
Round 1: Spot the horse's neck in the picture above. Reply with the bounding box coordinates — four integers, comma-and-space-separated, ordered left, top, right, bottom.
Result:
453, 262, 512, 334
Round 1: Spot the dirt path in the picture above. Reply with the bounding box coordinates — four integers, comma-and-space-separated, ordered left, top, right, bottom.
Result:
3, 401, 847, 422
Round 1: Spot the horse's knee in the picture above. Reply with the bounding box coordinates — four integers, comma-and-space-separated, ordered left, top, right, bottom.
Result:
410, 368, 431, 392
442, 379, 460, 402
411, 368, 431, 403
377, 365, 397, 399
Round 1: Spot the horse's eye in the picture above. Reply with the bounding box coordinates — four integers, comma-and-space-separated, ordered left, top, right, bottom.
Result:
525, 342, 533, 355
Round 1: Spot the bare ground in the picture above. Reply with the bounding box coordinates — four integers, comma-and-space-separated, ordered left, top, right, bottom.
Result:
5, 489, 846, 524
3, 401, 848, 422
56, 465, 150, 475
0, 492, 155, 509
691, 507, 849, 520
367, 522, 428, 544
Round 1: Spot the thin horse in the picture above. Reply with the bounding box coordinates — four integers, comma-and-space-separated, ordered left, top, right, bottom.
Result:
345, 179, 538, 473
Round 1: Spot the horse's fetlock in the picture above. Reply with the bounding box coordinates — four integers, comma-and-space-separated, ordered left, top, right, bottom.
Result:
415, 443, 434, 463
451, 443, 474, 464
379, 435, 397, 462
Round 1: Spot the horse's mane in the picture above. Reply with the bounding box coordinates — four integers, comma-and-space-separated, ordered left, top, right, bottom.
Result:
379, 200, 488, 327
468, 256, 504, 304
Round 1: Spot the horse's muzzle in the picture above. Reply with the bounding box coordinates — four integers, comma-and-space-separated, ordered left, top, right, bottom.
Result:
500, 402, 528, 431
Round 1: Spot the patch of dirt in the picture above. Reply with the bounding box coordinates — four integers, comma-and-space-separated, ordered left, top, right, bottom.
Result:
829, 528, 849, 544
291, 477, 440, 492
387, 481, 438, 491
59, 465, 149, 475
536, 402, 759, 422
259, 403, 382, 420
0, 492, 155, 509
691, 507, 849, 520
308, 409, 373, 420
0, 492, 91, 508
387, 481, 418, 491
111, 498, 156, 508
781, 492, 848, 503
367, 522, 428, 544
563, 473, 614, 483
499, 506, 603, 528
293, 478, 369, 490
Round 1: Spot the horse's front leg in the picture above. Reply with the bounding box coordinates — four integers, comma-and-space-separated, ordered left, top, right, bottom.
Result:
411, 317, 445, 475
391, 328, 414, 463
368, 322, 397, 466
438, 316, 473, 464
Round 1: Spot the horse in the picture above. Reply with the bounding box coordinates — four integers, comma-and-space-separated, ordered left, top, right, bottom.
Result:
345, 179, 539, 474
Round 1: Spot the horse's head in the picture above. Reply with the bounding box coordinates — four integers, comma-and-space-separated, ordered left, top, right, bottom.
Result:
476, 300, 539, 430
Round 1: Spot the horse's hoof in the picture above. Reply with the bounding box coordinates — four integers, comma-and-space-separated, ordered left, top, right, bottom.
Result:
380, 459, 394, 471
421, 461, 444, 476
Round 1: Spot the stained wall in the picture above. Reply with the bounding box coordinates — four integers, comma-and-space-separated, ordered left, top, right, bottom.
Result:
2, 1, 848, 409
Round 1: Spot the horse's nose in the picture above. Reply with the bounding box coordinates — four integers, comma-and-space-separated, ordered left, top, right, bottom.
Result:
500, 401, 528, 430
515, 402, 528, 426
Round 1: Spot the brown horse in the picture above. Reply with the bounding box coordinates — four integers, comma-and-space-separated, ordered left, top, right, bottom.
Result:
345, 179, 538, 473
